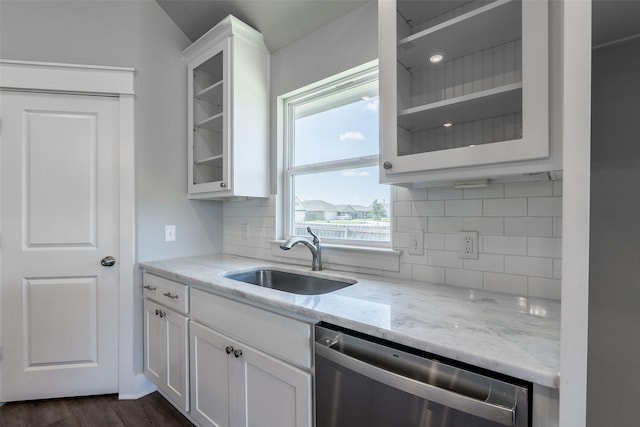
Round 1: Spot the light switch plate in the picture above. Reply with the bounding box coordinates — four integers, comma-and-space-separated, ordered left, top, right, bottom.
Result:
408, 230, 424, 255
165, 225, 176, 242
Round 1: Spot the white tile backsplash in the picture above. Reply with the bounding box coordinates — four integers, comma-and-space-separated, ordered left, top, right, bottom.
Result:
504, 181, 553, 197
428, 217, 463, 233
223, 181, 563, 300
505, 217, 553, 237
445, 199, 483, 216
483, 198, 528, 216
528, 196, 562, 216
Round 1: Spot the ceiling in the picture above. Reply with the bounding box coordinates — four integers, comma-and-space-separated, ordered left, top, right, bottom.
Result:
156, 0, 369, 52
157, 0, 640, 52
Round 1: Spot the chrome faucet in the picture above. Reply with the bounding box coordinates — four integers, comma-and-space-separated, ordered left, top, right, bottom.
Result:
280, 227, 323, 271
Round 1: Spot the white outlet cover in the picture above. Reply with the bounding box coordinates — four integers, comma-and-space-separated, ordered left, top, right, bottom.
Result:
459, 230, 478, 259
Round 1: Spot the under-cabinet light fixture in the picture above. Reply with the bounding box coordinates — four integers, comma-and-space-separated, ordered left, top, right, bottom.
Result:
429, 54, 444, 63
452, 179, 489, 189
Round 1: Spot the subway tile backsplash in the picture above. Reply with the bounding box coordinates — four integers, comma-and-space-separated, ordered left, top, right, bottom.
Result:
223, 180, 562, 300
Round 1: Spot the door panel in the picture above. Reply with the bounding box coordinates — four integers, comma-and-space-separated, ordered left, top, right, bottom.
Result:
26, 277, 98, 366
1, 91, 119, 401
241, 346, 312, 427
165, 309, 189, 411
190, 321, 231, 427
144, 299, 163, 385
26, 111, 97, 247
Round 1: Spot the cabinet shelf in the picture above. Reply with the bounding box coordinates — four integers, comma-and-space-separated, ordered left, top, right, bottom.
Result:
195, 154, 223, 166
398, 82, 522, 131
398, 0, 521, 71
195, 112, 223, 132
196, 80, 223, 104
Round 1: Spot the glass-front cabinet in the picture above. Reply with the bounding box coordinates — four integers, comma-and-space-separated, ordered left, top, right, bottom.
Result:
379, 0, 554, 185
184, 15, 270, 199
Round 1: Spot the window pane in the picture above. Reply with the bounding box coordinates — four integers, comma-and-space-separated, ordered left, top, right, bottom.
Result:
292, 165, 390, 242
293, 95, 379, 166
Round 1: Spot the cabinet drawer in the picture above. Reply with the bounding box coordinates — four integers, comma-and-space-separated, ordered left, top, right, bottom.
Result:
191, 288, 312, 369
143, 273, 189, 314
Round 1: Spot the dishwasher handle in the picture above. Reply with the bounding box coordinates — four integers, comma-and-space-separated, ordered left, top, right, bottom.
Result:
315, 343, 516, 427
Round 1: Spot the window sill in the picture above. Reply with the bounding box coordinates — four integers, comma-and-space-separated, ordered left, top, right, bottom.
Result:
269, 240, 401, 273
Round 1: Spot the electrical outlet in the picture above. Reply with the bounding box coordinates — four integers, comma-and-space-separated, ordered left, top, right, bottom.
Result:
165, 225, 176, 242
241, 223, 249, 240
459, 231, 478, 259
408, 230, 424, 255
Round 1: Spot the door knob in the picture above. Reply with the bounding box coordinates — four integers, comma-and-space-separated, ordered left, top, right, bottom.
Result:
101, 256, 116, 267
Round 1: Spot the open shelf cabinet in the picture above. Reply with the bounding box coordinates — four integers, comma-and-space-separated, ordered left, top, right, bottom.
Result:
379, 0, 553, 185
184, 15, 270, 199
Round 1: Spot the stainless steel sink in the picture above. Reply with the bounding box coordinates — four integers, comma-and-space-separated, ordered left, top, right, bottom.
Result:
224, 269, 356, 295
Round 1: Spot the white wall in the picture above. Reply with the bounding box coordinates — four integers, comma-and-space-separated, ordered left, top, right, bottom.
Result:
587, 38, 640, 426
0, 0, 224, 262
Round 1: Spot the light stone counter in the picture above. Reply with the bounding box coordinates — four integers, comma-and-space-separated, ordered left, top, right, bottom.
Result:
139, 254, 560, 388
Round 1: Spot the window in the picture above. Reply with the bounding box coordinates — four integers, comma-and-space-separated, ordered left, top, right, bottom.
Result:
282, 64, 391, 245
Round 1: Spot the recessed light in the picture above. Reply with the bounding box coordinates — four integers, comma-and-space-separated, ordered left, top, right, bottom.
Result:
429, 54, 444, 63
443, 122, 453, 127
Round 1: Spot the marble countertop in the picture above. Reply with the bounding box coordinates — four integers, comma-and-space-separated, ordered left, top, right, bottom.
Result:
139, 254, 560, 388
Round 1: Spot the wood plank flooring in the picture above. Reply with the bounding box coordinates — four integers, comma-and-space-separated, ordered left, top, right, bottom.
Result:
0, 392, 194, 426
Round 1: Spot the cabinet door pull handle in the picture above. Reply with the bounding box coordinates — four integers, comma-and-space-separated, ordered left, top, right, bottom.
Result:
225, 346, 234, 355
163, 292, 179, 299
144, 285, 157, 291
233, 349, 243, 358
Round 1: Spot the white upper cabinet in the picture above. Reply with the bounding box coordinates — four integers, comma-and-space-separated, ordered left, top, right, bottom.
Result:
184, 15, 270, 199
379, 0, 556, 185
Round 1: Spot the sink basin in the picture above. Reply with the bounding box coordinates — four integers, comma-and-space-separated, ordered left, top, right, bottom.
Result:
224, 268, 356, 295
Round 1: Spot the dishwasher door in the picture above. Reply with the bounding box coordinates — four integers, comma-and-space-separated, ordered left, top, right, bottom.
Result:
315, 324, 529, 427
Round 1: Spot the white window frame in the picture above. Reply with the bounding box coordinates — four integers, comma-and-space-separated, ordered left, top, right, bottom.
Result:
281, 62, 391, 248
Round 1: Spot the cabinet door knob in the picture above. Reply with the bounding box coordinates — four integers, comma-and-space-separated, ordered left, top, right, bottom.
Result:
155, 309, 159, 316
383, 161, 392, 170
159, 311, 165, 318
220, 182, 226, 188
233, 349, 243, 358
225, 346, 234, 355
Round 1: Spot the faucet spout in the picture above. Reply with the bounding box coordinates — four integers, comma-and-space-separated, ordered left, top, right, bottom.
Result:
279, 227, 322, 271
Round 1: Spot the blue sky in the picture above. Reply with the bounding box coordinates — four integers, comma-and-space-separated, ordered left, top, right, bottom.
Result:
293, 96, 390, 207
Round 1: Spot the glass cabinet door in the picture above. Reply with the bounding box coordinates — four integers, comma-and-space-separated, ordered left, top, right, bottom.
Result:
188, 38, 229, 193
380, 0, 549, 178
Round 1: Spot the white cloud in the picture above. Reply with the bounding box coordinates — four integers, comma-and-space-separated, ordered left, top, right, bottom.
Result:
341, 170, 371, 177
364, 98, 379, 113
339, 131, 365, 141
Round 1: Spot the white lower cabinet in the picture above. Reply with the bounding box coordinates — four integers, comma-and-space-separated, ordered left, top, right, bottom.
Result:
190, 321, 312, 427
143, 299, 190, 412
189, 288, 313, 427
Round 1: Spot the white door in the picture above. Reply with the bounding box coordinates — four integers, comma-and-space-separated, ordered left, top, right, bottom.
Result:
240, 346, 312, 427
1, 90, 119, 401
190, 321, 232, 427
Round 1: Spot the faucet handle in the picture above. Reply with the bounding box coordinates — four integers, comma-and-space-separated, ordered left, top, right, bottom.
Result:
306, 226, 320, 244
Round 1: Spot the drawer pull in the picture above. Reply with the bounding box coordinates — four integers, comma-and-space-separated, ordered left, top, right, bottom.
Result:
143, 285, 157, 291
163, 292, 179, 299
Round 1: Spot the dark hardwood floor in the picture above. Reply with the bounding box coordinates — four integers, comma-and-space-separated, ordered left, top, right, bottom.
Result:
0, 392, 194, 426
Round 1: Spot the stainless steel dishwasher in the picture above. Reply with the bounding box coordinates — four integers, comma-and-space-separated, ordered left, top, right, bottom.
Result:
315, 323, 530, 427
